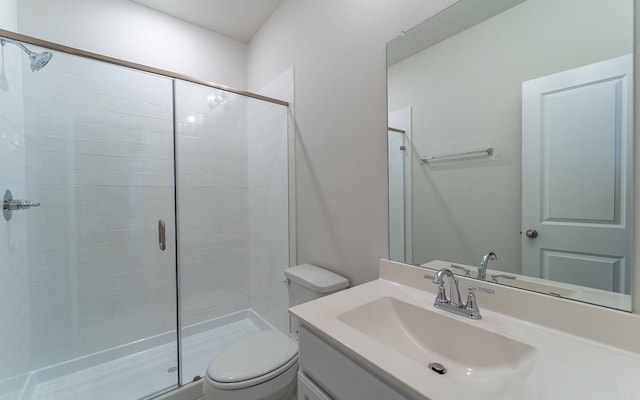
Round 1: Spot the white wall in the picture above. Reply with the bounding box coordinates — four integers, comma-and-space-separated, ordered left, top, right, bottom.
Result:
0, 1, 31, 396
16, 0, 248, 89
247, 0, 457, 284
0, 0, 18, 31
388, 0, 632, 272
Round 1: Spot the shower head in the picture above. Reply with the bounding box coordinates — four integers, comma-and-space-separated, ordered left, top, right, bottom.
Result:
1, 37, 52, 72
28, 51, 53, 72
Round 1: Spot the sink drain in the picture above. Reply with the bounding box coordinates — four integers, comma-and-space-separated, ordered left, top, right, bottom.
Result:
428, 362, 447, 375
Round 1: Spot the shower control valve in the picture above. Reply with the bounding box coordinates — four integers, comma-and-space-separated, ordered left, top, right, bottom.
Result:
4, 199, 40, 211
3, 189, 40, 221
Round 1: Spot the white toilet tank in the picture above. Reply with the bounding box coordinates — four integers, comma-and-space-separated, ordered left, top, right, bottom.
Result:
284, 264, 349, 339
285, 264, 349, 307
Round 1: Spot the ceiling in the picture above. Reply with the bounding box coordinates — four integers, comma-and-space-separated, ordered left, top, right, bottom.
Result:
131, 0, 286, 43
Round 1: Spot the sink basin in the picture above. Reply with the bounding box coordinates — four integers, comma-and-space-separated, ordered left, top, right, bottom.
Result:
337, 297, 538, 397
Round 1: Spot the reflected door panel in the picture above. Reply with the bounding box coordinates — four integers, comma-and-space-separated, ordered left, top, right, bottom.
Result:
522, 54, 633, 293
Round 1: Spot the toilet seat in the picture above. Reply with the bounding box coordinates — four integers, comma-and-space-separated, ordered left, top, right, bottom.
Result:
205, 330, 299, 390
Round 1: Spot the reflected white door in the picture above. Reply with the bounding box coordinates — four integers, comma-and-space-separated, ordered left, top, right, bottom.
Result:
522, 54, 633, 293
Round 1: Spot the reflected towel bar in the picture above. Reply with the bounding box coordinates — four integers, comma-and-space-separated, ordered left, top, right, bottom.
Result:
421, 147, 493, 162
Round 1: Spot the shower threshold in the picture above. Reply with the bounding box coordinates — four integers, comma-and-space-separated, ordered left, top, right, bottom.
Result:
18, 309, 273, 400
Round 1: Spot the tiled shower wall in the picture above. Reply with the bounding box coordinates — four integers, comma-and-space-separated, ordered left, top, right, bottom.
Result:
175, 82, 251, 326
22, 50, 177, 369
3, 44, 291, 376
175, 77, 290, 331
0, 39, 31, 392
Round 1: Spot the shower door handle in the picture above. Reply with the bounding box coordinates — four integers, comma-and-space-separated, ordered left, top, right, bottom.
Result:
158, 219, 166, 251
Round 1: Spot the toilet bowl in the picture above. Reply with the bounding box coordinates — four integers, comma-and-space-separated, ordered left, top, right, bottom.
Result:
203, 330, 299, 400
203, 264, 349, 400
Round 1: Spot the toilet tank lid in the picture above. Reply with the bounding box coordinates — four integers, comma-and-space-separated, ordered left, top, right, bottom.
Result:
284, 264, 349, 293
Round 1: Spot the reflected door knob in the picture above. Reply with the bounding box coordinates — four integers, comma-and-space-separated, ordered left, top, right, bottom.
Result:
525, 229, 538, 239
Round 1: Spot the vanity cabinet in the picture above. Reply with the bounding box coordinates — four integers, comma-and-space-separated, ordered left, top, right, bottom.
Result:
298, 371, 332, 400
298, 326, 413, 400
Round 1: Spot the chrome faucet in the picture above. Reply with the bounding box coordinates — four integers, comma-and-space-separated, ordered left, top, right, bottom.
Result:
426, 268, 494, 320
432, 268, 462, 306
478, 251, 497, 280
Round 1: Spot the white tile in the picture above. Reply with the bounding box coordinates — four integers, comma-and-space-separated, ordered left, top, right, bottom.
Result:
134, 88, 172, 106
76, 108, 136, 129
24, 100, 75, 121
24, 80, 43, 100
34, 69, 76, 89
109, 97, 161, 119
43, 84, 75, 106
135, 116, 173, 134
75, 91, 109, 110
77, 75, 135, 100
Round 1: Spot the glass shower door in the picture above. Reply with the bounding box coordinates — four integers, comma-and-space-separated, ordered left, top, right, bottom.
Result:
0, 46, 178, 400
388, 128, 406, 263
174, 80, 290, 384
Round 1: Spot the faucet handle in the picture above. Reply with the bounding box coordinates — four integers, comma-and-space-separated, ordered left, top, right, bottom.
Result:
464, 286, 494, 319
435, 284, 448, 304
465, 288, 480, 317
491, 273, 516, 283
468, 286, 495, 295
424, 274, 448, 304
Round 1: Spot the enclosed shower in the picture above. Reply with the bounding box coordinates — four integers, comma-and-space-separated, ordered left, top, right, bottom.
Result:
0, 32, 291, 400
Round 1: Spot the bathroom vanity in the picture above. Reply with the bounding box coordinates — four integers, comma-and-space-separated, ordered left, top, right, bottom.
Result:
297, 327, 410, 400
290, 260, 640, 400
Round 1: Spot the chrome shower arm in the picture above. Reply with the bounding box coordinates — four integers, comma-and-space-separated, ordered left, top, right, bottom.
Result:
1, 37, 33, 55
0, 36, 52, 71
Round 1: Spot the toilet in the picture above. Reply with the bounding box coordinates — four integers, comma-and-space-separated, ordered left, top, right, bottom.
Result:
203, 264, 349, 400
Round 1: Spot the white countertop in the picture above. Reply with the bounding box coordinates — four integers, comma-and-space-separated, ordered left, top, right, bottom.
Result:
290, 261, 640, 400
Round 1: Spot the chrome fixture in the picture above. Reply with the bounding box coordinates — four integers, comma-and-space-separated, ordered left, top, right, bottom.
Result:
207, 91, 228, 110
0, 37, 52, 72
525, 229, 539, 239
421, 147, 493, 162
426, 268, 494, 320
450, 264, 471, 277
491, 273, 516, 283
478, 251, 497, 280
158, 219, 166, 251
431, 268, 462, 306
428, 362, 447, 375
3, 190, 40, 221
388, 127, 406, 134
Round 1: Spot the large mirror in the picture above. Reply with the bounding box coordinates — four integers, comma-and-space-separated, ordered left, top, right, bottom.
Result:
387, 0, 634, 310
